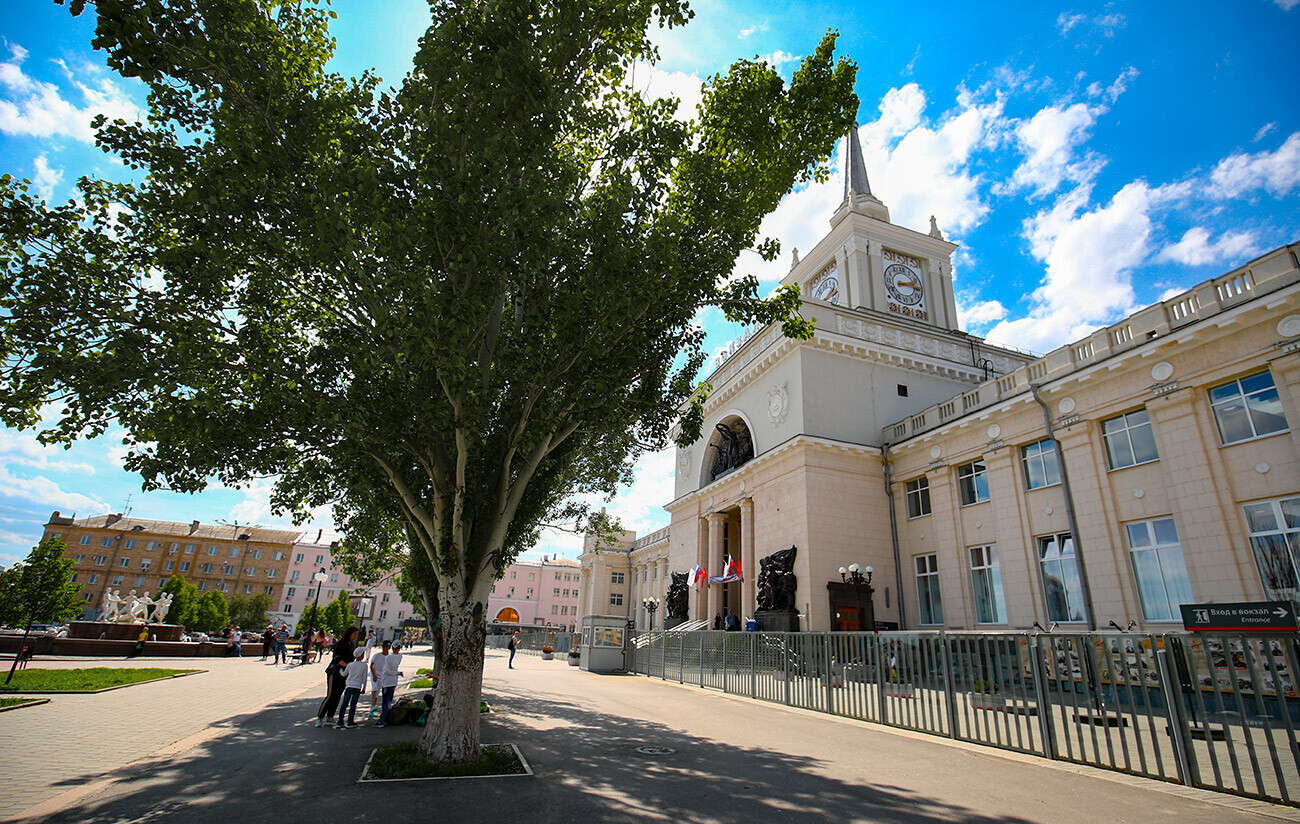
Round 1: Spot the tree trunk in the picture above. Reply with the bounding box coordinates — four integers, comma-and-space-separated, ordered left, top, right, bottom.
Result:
417, 598, 486, 762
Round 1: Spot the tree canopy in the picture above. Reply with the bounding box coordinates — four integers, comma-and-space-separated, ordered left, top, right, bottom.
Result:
158, 574, 199, 628
0, 537, 84, 627
0, 0, 857, 761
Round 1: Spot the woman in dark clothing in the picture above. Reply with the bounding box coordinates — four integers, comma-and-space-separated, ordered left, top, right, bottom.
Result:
316, 626, 359, 727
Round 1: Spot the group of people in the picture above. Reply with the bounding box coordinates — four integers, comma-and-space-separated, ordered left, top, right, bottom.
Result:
315, 627, 406, 728
257, 624, 296, 664
713, 610, 742, 631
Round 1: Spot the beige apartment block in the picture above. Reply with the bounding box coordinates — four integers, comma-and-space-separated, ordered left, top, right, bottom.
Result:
583, 128, 1300, 636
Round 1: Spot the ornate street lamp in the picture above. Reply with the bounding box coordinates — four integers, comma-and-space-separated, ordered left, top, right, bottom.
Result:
308, 567, 328, 637
642, 596, 660, 630
838, 563, 875, 631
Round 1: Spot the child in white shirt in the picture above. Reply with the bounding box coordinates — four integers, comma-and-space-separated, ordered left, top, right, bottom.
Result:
337, 648, 368, 728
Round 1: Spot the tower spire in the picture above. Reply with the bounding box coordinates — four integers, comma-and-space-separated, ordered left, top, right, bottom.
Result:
844, 125, 872, 200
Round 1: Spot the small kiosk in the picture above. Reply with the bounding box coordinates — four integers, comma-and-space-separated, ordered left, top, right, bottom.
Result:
579, 615, 628, 673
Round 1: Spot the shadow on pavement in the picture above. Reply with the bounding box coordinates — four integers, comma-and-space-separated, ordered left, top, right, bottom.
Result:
24, 681, 1035, 824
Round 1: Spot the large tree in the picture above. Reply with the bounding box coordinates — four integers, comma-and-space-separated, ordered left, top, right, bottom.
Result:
0, 537, 84, 628
158, 573, 199, 628
0, 0, 856, 761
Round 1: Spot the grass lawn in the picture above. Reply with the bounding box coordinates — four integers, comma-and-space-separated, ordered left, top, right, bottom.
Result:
0, 696, 39, 708
414, 667, 434, 675
0, 667, 200, 693
364, 742, 525, 780
410, 677, 435, 688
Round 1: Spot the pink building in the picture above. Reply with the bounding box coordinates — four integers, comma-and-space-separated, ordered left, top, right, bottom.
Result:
487, 555, 581, 631
282, 532, 419, 641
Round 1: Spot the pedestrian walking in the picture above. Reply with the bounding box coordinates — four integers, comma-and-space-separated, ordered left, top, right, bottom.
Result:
369, 640, 391, 721
316, 625, 359, 727
375, 641, 403, 728
314, 628, 326, 656
725, 610, 740, 632
274, 624, 290, 664
713, 613, 723, 630
126, 626, 148, 659
261, 626, 274, 660
337, 648, 369, 729
231, 626, 242, 658
508, 630, 519, 669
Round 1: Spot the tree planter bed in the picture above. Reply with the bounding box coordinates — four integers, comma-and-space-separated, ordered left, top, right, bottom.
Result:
359, 742, 532, 782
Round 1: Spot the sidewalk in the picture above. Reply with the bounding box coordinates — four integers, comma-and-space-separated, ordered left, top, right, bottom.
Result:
0, 654, 325, 821
9, 649, 1298, 824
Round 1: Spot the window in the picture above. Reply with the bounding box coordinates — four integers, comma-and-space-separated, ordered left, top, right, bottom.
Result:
243, 566, 255, 576
229, 547, 239, 557
201, 563, 213, 573
379, 609, 388, 620
265, 569, 276, 578
79, 536, 91, 546
93, 555, 107, 566
555, 572, 562, 580
101, 537, 112, 547
526, 588, 533, 598
315, 554, 324, 565
147, 541, 159, 551
208, 546, 218, 556
140, 559, 152, 571
69, 573, 78, 582
180, 562, 190, 572
897, 384, 908, 397
223, 565, 235, 575
510, 570, 517, 579
905, 477, 931, 518
382, 593, 390, 603
74, 553, 84, 563
197, 581, 207, 591
272, 551, 285, 561
1022, 439, 1060, 490
1242, 497, 1300, 608
956, 460, 989, 506
124, 539, 136, 549
167, 544, 179, 556
163, 560, 175, 571
1103, 409, 1159, 469
551, 605, 559, 614
1211, 370, 1288, 444
609, 593, 624, 607
969, 545, 1007, 624
243, 584, 253, 594
250, 549, 262, 560
111, 575, 123, 586
1125, 518, 1193, 621
118, 557, 131, 568
528, 572, 535, 581
295, 553, 304, 563
264, 586, 273, 595
554, 588, 561, 596
611, 572, 625, 585
565, 574, 572, 582
285, 604, 291, 612
132, 576, 145, 586
914, 554, 942, 625
287, 587, 297, 598
1038, 533, 1087, 623
508, 587, 515, 597
290, 570, 300, 582
88, 573, 98, 584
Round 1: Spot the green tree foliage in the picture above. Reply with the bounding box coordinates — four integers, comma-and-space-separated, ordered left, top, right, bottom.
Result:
0, 537, 84, 627
0, 0, 856, 761
190, 591, 230, 634
228, 592, 275, 629
158, 574, 199, 628
322, 589, 356, 636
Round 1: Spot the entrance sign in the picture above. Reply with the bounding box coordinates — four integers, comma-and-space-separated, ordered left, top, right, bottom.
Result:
1180, 601, 1297, 632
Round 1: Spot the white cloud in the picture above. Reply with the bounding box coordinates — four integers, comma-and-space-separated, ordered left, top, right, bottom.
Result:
985, 181, 1158, 353
31, 153, 63, 202
0, 43, 138, 143
1209, 132, 1300, 198
1273, 0, 1298, 10
0, 465, 110, 515
628, 61, 704, 121
957, 297, 1008, 329
1056, 12, 1086, 34
738, 23, 768, 39
1005, 102, 1104, 197
1156, 227, 1262, 266
758, 50, 802, 70
1057, 11, 1127, 37
0, 428, 95, 474
1254, 122, 1277, 143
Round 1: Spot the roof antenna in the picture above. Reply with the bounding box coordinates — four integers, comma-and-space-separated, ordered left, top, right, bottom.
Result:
122, 493, 133, 517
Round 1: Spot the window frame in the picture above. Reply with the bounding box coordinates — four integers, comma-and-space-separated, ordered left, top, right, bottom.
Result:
1210, 370, 1290, 445
1102, 408, 1160, 470
1036, 532, 1088, 624
956, 459, 990, 506
1241, 496, 1300, 609
1124, 517, 1193, 622
904, 476, 932, 519
1021, 439, 1061, 490
968, 544, 1007, 625
914, 553, 943, 625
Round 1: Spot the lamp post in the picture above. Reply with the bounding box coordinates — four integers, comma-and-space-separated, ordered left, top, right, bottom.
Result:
838, 563, 875, 632
308, 568, 327, 637
642, 596, 660, 630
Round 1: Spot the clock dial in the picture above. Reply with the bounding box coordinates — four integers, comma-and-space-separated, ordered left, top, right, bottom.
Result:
808, 262, 840, 305
884, 263, 924, 305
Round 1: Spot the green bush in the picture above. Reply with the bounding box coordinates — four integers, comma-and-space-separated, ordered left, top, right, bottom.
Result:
364, 742, 523, 780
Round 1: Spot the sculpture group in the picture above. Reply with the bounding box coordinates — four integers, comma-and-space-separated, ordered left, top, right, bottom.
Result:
756, 546, 798, 613
665, 572, 689, 620
101, 589, 174, 624
708, 422, 754, 481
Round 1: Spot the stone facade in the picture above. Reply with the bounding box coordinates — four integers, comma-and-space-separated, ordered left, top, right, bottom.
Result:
486, 556, 582, 631
281, 534, 418, 641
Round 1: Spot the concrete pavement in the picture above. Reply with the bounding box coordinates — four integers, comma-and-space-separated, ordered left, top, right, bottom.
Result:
4, 648, 1297, 823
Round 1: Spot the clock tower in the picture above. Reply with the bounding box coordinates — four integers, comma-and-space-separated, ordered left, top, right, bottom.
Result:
782, 126, 961, 332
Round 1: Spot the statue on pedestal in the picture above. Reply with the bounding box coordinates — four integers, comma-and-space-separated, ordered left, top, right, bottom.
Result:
665, 573, 689, 621
756, 547, 798, 613
152, 592, 174, 624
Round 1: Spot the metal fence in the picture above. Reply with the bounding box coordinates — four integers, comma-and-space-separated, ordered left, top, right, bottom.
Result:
627, 630, 1300, 807
484, 630, 574, 655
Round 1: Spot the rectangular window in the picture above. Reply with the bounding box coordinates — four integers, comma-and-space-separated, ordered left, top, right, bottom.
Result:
956, 459, 989, 506
315, 554, 324, 565
969, 545, 1007, 624
123, 539, 136, 549
379, 609, 388, 620
510, 570, 516, 579
554, 588, 561, 596
223, 565, 235, 575
565, 574, 572, 582
140, 559, 152, 571
147, 541, 159, 551
264, 586, 272, 595
88, 573, 98, 584
272, 552, 285, 561
1125, 518, 1193, 621
555, 572, 562, 580
265, 568, 276, 578
79, 536, 91, 546
250, 549, 262, 560
1022, 439, 1061, 490
208, 546, 218, 556
167, 544, 178, 556
1211, 370, 1288, 444
69, 573, 78, 583
1242, 497, 1300, 609
201, 563, 213, 573
552, 605, 559, 615
229, 547, 239, 557
111, 575, 123, 586
101, 537, 112, 547
180, 562, 190, 572
905, 477, 931, 518
243, 584, 253, 594
611, 572, 625, 585
1103, 409, 1159, 469
914, 554, 943, 625
163, 560, 175, 571
198, 581, 207, 591
1038, 533, 1087, 623
329, 573, 338, 583
295, 553, 304, 563
526, 588, 533, 598
287, 587, 298, 598
507, 587, 514, 597
290, 570, 299, 582
94, 555, 107, 565
243, 566, 255, 576
74, 553, 84, 563
382, 593, 390, 603
609, 593, 623, 606
118, 557, 131, 568
528, 572, 535, 580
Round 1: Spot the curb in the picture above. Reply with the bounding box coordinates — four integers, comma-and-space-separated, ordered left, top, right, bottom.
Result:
357, 742, 533, 783
0, 698, 51, 713
0, 669, 206, 695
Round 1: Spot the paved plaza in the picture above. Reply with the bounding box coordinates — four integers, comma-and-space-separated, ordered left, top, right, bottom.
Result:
1, 649, 1298, 823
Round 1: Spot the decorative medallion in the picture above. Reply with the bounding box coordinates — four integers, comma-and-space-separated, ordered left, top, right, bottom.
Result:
1133, 488, 1145, 499
1151, 361, 1174, 383
1044, 506, 1054, 515
974, 520, 982, 529
918, 532, 926, 540
1278, 315, 1300, 338
929, 445, 942, 460
678, 449, 691, 474
1058, 397, 1076, 415
1256, 462, 1271, 474
767, 383, 790, 426
987, 424, 1002, 440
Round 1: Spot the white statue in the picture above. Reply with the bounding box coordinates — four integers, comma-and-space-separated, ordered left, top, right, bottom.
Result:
152, 592, 174, 624
128, 591, 152, 623
102, 589, 123, 622
116, 590, 140, 623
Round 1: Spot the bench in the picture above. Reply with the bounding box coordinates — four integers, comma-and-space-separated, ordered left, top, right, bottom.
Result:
296, 648, 317, 665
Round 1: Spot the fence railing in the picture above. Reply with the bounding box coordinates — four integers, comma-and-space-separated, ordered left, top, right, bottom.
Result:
626, 630, 1300, 807
484, 630, 574, 655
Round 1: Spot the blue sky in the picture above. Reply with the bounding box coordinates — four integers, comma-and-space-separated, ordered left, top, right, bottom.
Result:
2, 0, 1299, 566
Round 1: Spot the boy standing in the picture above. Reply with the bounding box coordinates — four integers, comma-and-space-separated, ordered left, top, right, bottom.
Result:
374, 641, 404, 727
368, 641, 391, 719
337, 648, 368, 729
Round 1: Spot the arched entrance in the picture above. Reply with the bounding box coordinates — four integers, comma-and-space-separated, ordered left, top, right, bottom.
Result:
495, 607, 519, 623
700, 415, 756, 486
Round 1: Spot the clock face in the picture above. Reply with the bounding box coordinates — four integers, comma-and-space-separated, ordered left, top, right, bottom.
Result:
884, 263, 924, 305
809, 262, 840, 304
